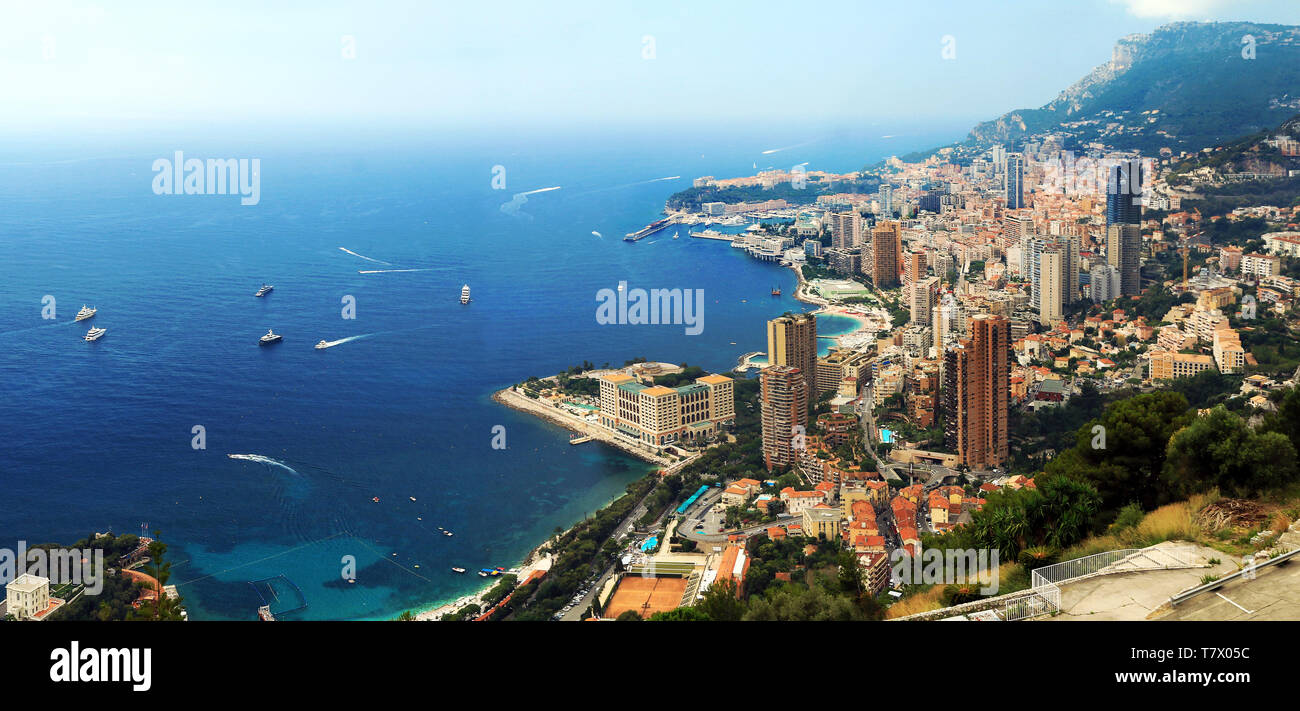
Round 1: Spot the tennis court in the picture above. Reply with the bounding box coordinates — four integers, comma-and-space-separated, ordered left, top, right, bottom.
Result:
604, 575, 688, 619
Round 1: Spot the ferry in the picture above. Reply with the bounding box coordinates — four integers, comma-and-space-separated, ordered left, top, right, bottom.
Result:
624, 216, 672, 242
451, 567, 466, 574
76, 305, 97, 321
84, 327, 106, 342
255, 284, 274, 297
315, 340, 330, 350
259, 329, 283, 346
460, 284, 471, 304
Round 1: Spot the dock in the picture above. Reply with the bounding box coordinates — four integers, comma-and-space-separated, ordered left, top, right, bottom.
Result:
569, 435, 595, 445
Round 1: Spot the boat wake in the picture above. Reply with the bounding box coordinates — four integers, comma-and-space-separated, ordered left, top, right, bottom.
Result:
358, 268, 433, 274
338, 247, 392, 265
316, 334, 372, 349
227, 454, 301, 475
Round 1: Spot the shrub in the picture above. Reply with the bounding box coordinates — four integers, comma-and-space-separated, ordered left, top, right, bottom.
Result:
1110, 502, 1145, 532
1017, 546, 1060, 572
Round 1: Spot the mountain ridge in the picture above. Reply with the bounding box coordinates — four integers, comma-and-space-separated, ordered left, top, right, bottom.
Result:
899, 21, 1300, 164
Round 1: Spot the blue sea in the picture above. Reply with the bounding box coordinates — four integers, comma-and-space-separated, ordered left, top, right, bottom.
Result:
0, 121, 962, 619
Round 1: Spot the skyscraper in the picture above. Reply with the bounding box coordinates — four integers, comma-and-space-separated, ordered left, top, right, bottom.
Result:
871, 221, 902, 288
910, 275, 939, 326
1106, 160, 1143, 227
1005, 152, 1024, 210
760, 365, 807, 471
830, 211, 862, 249
767, 313, 817, 394
1107, 223, 1142, 296
1090, 262, 1121, 303
1038, 248, 1065, 326
1105, 160, 1143, 295
942, 315, 1009, 469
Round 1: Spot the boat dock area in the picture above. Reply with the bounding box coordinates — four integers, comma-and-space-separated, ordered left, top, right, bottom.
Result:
569, 435, 595, 445
689, 229, 734, 241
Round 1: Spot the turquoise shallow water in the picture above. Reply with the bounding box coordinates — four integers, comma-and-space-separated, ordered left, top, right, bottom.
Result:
0, 124, 959, 619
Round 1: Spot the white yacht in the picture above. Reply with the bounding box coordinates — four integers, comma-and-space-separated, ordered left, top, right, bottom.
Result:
460, 284, 471, 304
255, 284, 274, 297
451, 567, 466, 574
259, 329, 283, 346
76, 305, 97, 321
84, 327, 106, 342
315, 340, 330, 350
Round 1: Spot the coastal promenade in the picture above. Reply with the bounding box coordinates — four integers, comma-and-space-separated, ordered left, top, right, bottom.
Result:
494, 386, 678, 468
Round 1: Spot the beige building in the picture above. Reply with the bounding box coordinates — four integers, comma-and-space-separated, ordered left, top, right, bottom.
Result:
1038, 249, 1065, 325
815, 348, 870, 396
597, 372, 735, 449
1148, 350, 1215, 381
767, 313, 818, 394
5, 574, 50, 620
1213, 329, 1245, 374
802, 506, 842, 540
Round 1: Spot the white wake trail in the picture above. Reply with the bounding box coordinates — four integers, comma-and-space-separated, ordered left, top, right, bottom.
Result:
227, 454, 301, 475
315, 334, 372, 349
338, 247, 392, 265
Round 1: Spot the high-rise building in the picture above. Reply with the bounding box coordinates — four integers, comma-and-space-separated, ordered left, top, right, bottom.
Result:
903, 251, 928, 287
1106, 223, 1142, 296
761, 365, 808, 471
1005, 152, 1024, 209
910, 275, 939, 325
767, 313, 818, 394
1090, 262, 1121, 303
1106, 160, 1143, 227
942, 315, 1009, 469
830, 211, 863, 249
1038, 248, 1065, 326
871, 221, 902, 288
879, 184, 893, 216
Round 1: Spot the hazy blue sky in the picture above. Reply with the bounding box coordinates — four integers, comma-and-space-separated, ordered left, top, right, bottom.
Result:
0, 0, 1297, 135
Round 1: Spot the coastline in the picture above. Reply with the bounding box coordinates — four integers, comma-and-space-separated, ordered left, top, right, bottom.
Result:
493, 386, 675, 468
406, 385, 671, 621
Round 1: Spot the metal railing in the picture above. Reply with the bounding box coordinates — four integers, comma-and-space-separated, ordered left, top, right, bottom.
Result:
893, 544, 1203, 621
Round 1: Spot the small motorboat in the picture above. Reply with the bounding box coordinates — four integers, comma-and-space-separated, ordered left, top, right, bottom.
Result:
452, 567, 466, 574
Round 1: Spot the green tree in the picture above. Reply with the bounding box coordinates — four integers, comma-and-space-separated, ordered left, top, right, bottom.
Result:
696, 578, 745, 621
1163, 406, 1299, 498
1045, 391, 1192, 512
648, 606, 712, 621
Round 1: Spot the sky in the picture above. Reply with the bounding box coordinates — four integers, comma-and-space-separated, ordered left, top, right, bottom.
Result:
0, 0, 1298, 136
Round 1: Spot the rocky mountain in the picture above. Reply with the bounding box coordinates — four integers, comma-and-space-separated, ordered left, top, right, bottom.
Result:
933, 22, 1300, 159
